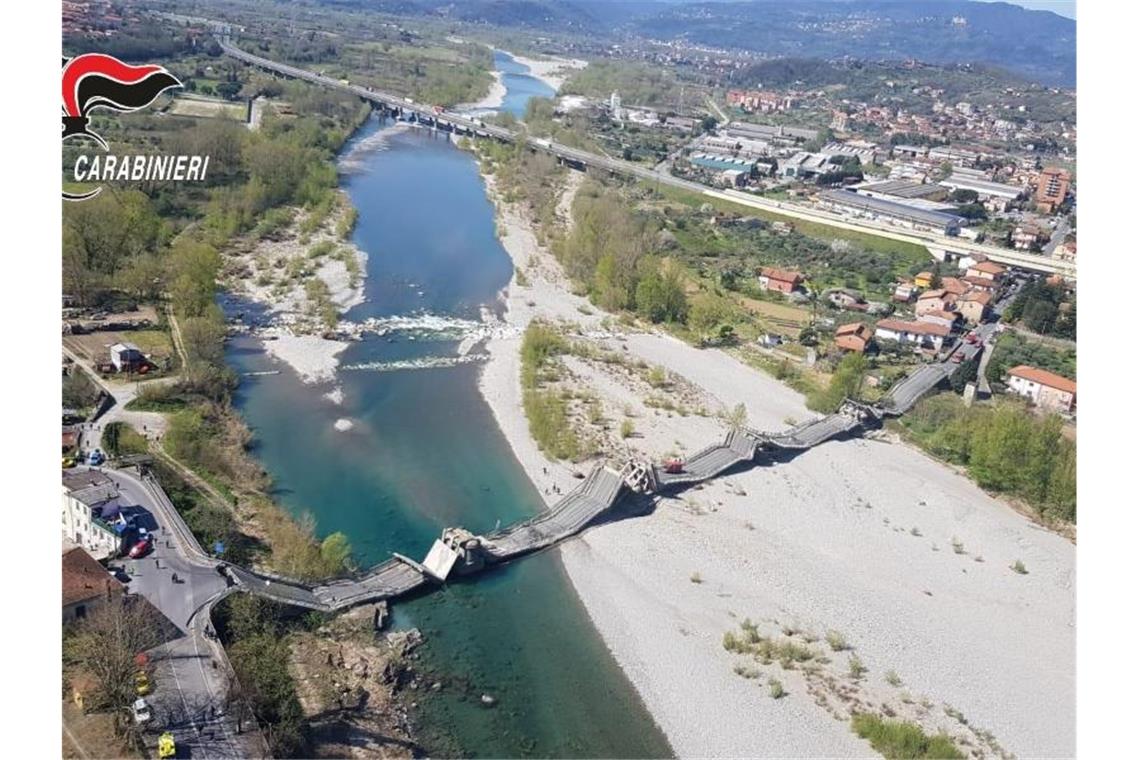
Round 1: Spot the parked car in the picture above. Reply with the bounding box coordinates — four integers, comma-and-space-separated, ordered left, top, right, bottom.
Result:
951, 352, 964, 364
87, 449, 105, 466
132, 698, 152, 724
134, 671, 151, 696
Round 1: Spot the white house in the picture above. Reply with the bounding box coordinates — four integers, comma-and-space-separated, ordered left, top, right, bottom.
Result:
1006, 365, 1076, 414
874, 319, 951, 351
62, 470, 126, 560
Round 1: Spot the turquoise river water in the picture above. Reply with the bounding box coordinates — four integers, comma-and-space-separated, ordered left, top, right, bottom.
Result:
225, 53, 671, 757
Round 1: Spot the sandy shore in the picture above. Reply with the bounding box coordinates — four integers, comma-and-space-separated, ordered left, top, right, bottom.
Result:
455, 71, 507, 112
510, 52, 587, 92
474, 169, 1075, 756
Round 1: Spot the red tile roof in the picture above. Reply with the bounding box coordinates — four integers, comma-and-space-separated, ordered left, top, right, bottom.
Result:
962, 276, 998, 290
63, 546, 122, 607
759, 266, 803, 283
940, 277, 969, 296
960, 290, 993, 304
836, 322, 873, 338
970, 260, 1007, 275
876, 319, 951, 337
1008, 365, 1076, 395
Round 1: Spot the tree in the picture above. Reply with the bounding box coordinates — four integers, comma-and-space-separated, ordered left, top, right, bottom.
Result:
64, 598, 164, 730
634, 260, 688, 323
688, 293, 731, 345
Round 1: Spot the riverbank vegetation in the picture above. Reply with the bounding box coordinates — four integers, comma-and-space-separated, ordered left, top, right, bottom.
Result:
897, 394, 1076, 525
212, 594, 321, 757
520, 322, 584, 460
850, 713, 963, 759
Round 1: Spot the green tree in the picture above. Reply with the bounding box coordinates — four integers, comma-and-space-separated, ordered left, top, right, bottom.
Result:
688, 293, 731, 345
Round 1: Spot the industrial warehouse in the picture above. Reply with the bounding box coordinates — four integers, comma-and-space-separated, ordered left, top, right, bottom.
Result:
817, 188, 970, 235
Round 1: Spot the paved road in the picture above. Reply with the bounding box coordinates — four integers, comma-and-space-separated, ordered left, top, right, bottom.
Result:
63, 345, 170, 453
100, 466, 260, 759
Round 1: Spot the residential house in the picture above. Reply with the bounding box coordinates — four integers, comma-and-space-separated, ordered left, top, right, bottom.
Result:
893, 281, 918, 303
827, 289, 866, 310
940, 277, 970, 298
834, 323, 874, 353
109, 342, 145, 372
757, 267, 804, 294
965, 260, 1007, 282
956, 291, 993, 324
63, 543, 124, 624
62, 470, 127, 560
915, 289, 956, 317
918, 309, 960, 331
1012, 224, 1046, 251
1006, 365, 1076, 414
962, 275, 999, 292
874, 319, 952, 351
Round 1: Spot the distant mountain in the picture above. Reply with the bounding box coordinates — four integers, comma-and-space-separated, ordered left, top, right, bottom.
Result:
322, 1, 1075, 87
578, 0, 1075, 87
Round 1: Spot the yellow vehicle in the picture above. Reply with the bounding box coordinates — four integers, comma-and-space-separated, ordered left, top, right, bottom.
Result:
62, 456, 76, 468
134, 671, 150, 696
157, 732, 176, 759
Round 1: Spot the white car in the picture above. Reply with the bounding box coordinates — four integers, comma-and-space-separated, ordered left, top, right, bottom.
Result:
132, 697, 152, 724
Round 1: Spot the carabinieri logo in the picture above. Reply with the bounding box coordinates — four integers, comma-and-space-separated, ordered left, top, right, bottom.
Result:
62, 53, 187, 201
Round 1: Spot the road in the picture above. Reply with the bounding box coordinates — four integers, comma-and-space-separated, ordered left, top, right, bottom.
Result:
63, 345, 171, 453
100, 466, 261, 758
219, 41, 1076, 278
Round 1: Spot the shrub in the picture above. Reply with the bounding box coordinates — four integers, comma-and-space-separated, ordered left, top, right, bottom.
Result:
826, 629, 848, 651
1011, 559, 1028, 575
848, 654, 867, 679
850, 713, 963, 759
620, 419, 635, 439
768, 678, 785, 699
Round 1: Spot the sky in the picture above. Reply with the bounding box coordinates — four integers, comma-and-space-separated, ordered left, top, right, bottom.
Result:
977, 0, 1076, 19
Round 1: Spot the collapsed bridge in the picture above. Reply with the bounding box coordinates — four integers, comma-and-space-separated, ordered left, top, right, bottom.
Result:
222, 380, 928, 613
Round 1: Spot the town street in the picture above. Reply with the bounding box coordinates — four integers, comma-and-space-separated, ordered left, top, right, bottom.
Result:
100, 466, 262, 759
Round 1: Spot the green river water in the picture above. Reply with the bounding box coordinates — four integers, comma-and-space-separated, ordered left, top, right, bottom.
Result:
225, 54, 671, 758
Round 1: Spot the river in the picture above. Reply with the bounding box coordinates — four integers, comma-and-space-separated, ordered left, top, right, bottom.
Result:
226, 53, 670, 757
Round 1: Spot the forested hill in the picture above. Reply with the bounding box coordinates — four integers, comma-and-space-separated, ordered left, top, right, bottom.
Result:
616, 1, 1075, 87
347, 0, 1075, 87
